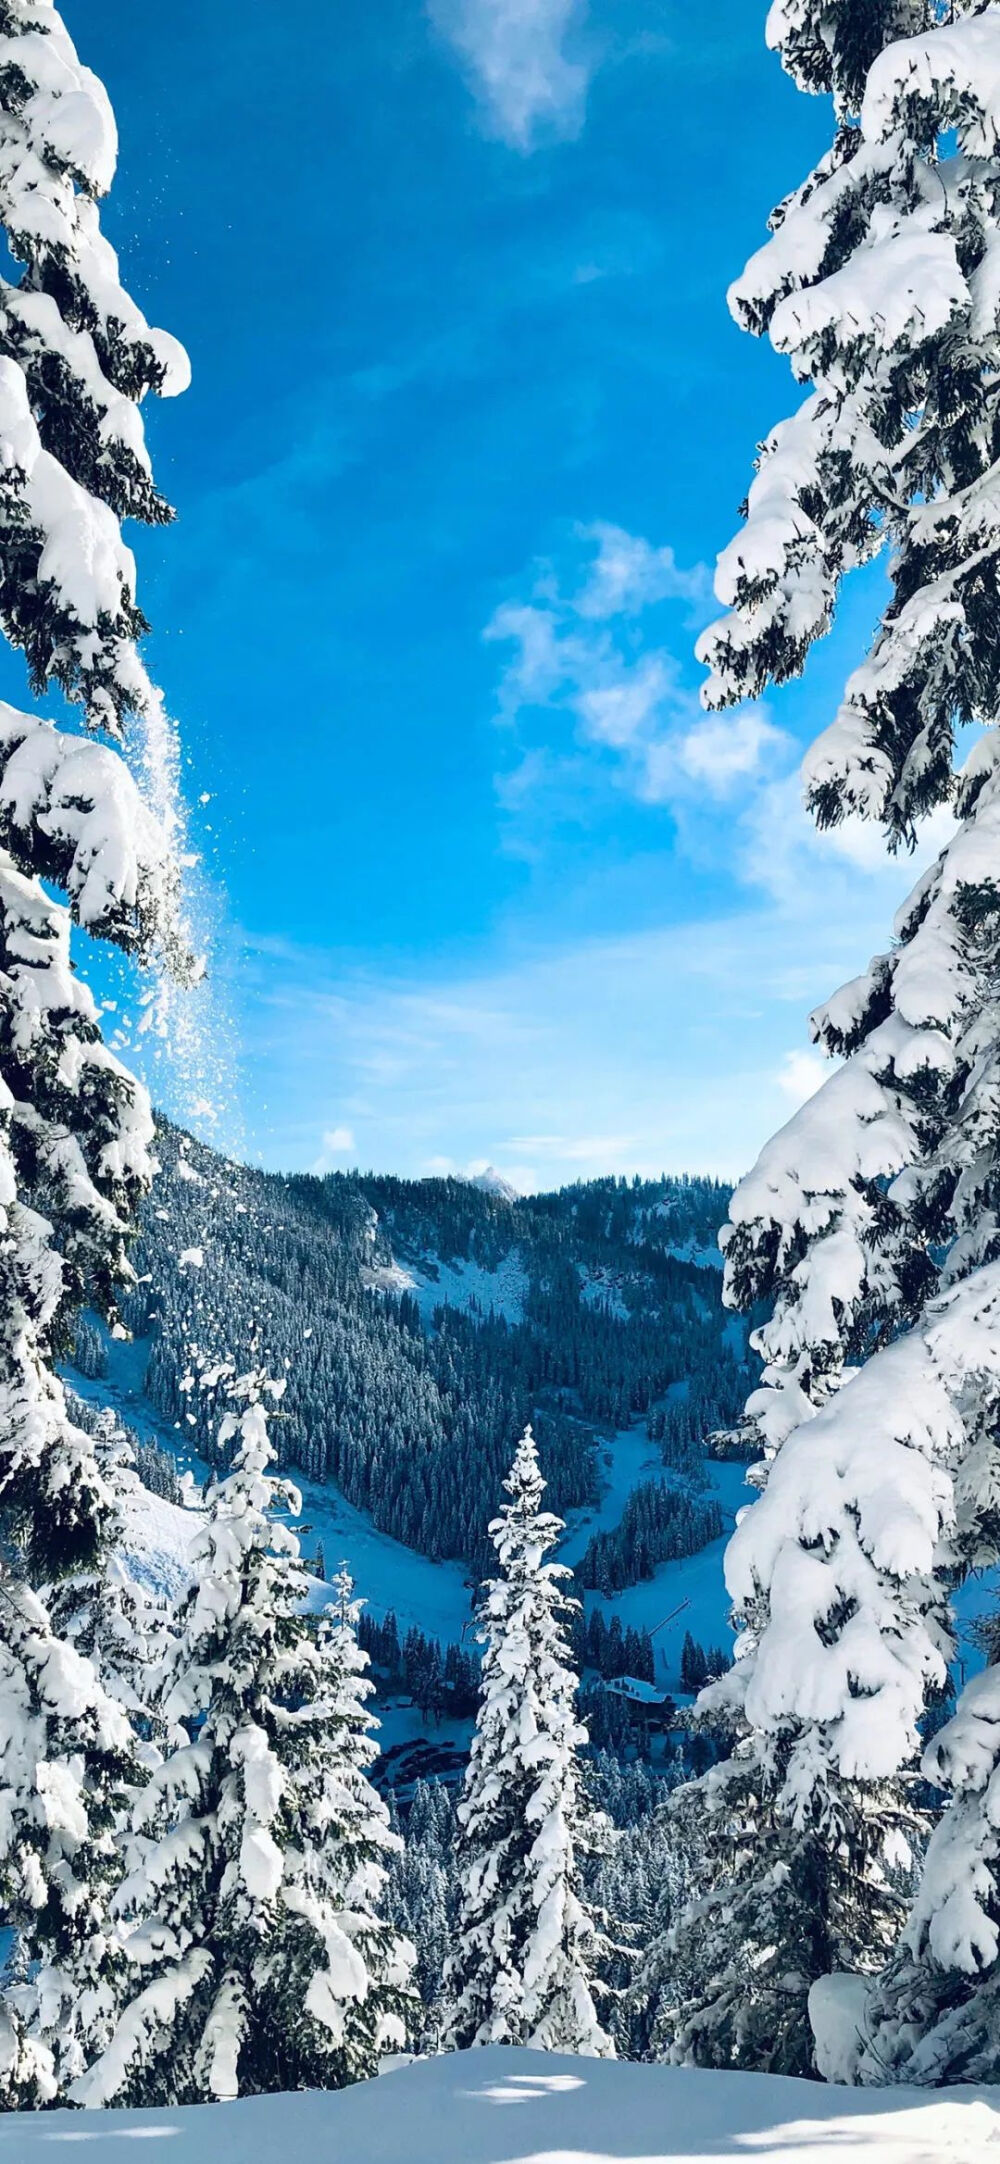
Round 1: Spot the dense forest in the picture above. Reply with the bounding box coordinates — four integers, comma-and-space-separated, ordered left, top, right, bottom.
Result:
105, 1124, 753, 1576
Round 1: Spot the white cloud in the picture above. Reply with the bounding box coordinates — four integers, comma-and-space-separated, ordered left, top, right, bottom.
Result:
573, 522, 710, 619
428, 0, 592, 151
508, 1131, 638, 1165
742, 771, 956, 912
486, 602, 579, 716
310, 1124, 357, 1173
675, 711, 787, 791
486, 527, 782, 813
575, 654, 675, 752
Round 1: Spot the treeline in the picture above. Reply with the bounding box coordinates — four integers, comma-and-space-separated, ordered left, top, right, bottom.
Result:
357, 1603, 659, 1720
569, 1606, 656, 1683
679, 1631, 729, 1694
357, 1610, 480, 1718
578, 1480, 724, 1593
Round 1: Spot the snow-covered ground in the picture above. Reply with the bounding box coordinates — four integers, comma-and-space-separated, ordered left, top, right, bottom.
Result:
6, 2047, 999, 2162
561, 1424, 665, 1569
120, 1482, 199, 1600
292, 1469, 474, 1642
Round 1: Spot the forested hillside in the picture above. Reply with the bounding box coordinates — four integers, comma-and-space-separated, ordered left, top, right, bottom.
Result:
105, 1125, 753, 1576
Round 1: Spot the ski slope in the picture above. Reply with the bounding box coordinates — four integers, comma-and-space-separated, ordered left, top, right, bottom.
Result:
5, 2046, 998, 2162
563, 1422, 750, 1691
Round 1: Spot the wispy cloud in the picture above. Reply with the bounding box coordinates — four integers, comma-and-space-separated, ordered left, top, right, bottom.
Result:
573, 521, 710, 619
741, 771, 957, 912
231, 818, 929, 1189
428, 0, 593, 150
486, 521, 786, 815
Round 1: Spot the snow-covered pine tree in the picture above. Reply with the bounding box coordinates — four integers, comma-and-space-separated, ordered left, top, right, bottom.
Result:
857, 1629, 1000, 2085
48, 1405, 173, 1728
0, 719, 188, 2105
656, 0, 1000, 2073
75, 1372, 413, 2108
441, 1425, 613, 2057
0, 1, 189, 731
643, 1750, 833, 2076
0, 1407, 176, 2101
0, 5, 190, 2104
387, 1778, 457, 2052
0, 4, 192, 2104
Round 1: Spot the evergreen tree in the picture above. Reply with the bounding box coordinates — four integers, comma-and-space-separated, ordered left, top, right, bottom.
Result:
645, 1743, 915, 2077
858, 1625, 1000, 2085
663, 0, 1000, 2075
0, 2, 188, 732
386, 1779, 458, 2052
0, 4, 189, 2103
0, 1410, 171, 2101
48, 1409, 172, 1726
441, 1426, 613, 2056
75, 1373, 413, 2106
0, 1568, 144, 2104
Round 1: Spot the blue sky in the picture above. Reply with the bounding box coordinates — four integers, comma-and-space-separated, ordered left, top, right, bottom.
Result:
64, 0, 938, 1188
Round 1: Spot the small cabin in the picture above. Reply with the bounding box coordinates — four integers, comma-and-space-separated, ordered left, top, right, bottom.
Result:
599, 1675, 674, 1731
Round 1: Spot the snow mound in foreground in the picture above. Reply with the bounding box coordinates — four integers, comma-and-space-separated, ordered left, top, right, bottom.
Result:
5, 2046, 999, 2163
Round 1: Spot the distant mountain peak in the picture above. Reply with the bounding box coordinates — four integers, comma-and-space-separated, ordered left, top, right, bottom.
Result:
467, 1166, 519, 1202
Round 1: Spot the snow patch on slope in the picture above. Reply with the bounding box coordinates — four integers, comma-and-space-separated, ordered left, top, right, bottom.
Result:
120, 1482, 200, 1600
406, 1248, 529, 1326
362, 1259, 419, 1296
664, 1236, 724, 1270
579, 1268, 631, 1321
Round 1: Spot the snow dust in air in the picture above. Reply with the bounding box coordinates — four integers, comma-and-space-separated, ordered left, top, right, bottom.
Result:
127, 688, 244, 1157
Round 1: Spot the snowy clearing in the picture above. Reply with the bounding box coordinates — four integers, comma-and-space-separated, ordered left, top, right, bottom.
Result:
291, 1467, 475, 1643
579, 1268, 632, 1320
404, 1247, 529, 1326
662, 1239, 724, 1271
560, 1423, 665, 1568
4, 2047, 998, 2162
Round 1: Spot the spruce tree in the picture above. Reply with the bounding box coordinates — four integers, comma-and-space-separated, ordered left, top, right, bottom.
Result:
48, 1408, 173, 1725
75, 1372, 413, 2107
665, 0, 1000, 2073
441, 1426, 612, 2056
0, 2, 190, 2102
0, 1408, 174, 2100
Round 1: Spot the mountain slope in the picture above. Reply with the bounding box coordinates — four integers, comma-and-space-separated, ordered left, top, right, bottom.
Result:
114, 1127, 753, 1584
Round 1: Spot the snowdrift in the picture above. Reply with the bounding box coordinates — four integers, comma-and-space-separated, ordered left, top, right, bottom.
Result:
3, 2047, 999, 2163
